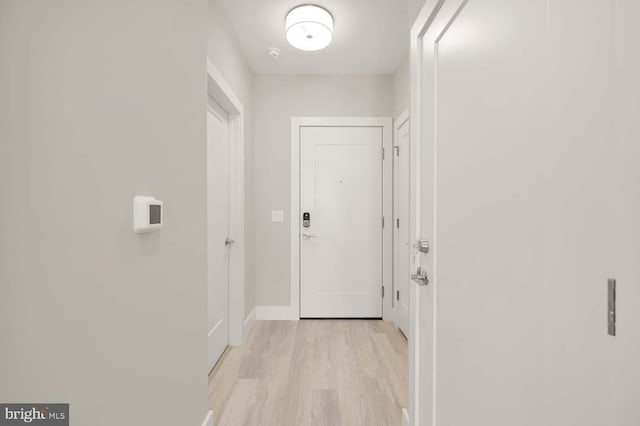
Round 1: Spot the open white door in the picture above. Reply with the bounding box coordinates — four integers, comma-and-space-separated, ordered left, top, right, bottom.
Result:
408, 1, 640, 425
207, 98, 230, 372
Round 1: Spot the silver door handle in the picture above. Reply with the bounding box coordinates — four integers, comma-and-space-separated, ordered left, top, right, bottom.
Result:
302, 232, 317, 240
411, 267, 430, 286
413, 239, 430, 254
225, 238, 235, 245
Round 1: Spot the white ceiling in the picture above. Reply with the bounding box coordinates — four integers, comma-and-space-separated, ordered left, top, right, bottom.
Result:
219, 0, 410, 74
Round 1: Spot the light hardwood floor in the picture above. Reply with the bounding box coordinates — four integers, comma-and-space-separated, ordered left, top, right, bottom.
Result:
208, 320, 408, 426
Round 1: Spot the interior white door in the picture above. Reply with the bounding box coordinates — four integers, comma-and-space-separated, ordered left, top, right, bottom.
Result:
299, 126, 383, 318
207, 98, 230, 372
411, 1, 640, 425
394, 116, 410, 336
417, 2, 544, 424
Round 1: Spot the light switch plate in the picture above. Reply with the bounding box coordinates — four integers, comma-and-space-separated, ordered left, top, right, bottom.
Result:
271, 210, 284, 223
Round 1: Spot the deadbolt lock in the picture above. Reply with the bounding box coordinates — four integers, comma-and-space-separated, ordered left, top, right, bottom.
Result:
413, 239, 430, 254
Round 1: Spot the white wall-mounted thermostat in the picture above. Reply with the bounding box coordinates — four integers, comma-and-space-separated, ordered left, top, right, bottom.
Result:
133, 196, 163, 233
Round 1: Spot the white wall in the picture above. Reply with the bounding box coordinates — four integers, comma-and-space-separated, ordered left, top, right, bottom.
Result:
393, 54, 410, 118
0, 1, 207, 425
394, 0, 423, 119
207, 0, 256, 316
408, 0, 426, 26
253, 74, 393, 307
608, 1, 640, 421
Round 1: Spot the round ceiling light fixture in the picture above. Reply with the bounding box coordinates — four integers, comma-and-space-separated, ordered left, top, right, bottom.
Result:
285, 4, 334, 51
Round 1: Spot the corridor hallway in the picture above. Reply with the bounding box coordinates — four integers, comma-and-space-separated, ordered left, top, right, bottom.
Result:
208, 320, 408, 425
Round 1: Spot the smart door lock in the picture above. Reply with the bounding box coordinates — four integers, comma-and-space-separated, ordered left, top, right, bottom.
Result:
303, 212, 311, 228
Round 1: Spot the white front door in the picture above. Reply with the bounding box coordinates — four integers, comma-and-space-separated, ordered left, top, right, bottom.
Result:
207, 98, 230, 372
299, 126, 383, 318
394, 115, 410, 336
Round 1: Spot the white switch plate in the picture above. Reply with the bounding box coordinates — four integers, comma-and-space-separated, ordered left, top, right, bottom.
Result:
271, 210, 284, 223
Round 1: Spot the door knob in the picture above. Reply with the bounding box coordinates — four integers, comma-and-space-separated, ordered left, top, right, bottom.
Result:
302, 231, 317, 240
411, 267, 430, 286
413, 239, 430, 254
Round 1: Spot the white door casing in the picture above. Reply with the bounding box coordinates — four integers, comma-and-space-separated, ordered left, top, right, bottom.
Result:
207, 98, 230, 372
394, 110, 411, 335
409, 1, 469, 424
299, 126, 383, 318
291, 117, 393, 320
206, 59, 246, 351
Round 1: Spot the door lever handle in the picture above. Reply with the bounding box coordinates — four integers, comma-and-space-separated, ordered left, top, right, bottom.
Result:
302, 232, 317, 240
225, 238, 235, 245
411, 267, 430, 286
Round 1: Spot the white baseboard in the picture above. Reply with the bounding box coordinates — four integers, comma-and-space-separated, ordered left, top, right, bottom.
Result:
242, 307, 256, 340
402, 408, 409, 426
201, 410, 213, 426
255, 305, 298, 320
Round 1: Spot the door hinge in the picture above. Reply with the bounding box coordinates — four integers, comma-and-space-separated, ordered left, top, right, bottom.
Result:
397, 290, 400, 301
382, 216, 385, 229
382, 286, 385, 298
381, 147, 385, 160
394, 145, 400, 156
396, 218, 400, 228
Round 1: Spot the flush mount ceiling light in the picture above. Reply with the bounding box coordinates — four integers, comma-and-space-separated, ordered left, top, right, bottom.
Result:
286, 4, 334, 51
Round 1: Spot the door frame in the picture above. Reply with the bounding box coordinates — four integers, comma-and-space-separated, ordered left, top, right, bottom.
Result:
409, 1, 452, 424
206, 58, 247, 345
392, 108, 410, 329
290, 117, 393, 320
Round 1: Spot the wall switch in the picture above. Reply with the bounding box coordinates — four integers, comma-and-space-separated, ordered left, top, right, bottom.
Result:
271, 210, 284, 223
608, 278, 616, 336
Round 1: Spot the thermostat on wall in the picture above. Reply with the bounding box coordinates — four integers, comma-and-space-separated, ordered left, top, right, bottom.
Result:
133, 196, 163, 233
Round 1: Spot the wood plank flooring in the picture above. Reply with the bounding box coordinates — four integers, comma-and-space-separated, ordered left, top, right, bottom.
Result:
208, 320, 408, 426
